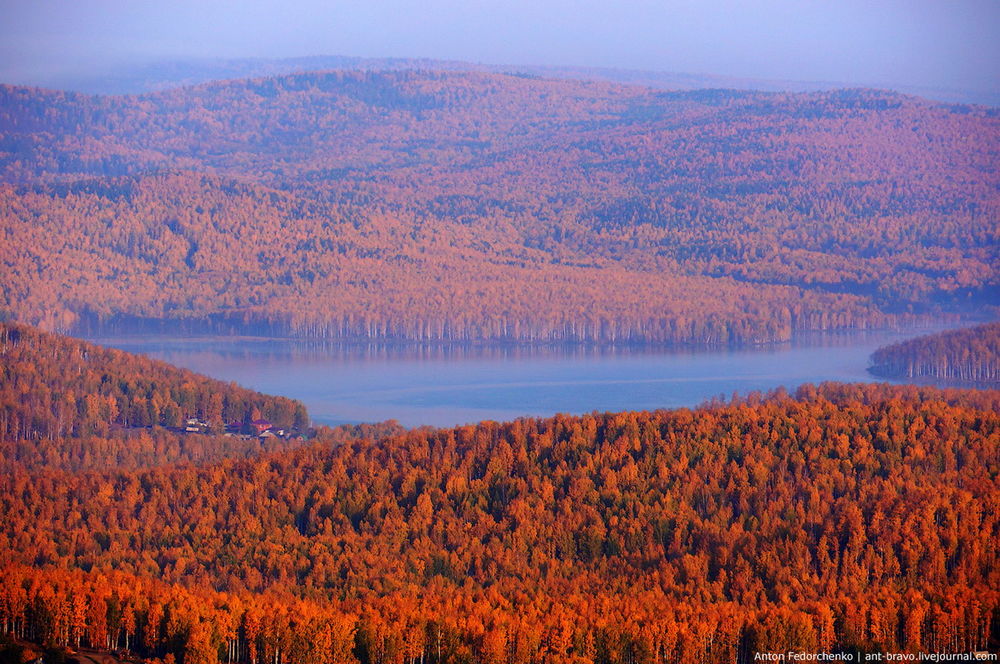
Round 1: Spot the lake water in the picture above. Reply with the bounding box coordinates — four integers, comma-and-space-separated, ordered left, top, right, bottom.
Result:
89, 326, 952, 428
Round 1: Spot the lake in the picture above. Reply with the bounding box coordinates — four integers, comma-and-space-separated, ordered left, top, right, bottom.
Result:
89, 326, 951, 428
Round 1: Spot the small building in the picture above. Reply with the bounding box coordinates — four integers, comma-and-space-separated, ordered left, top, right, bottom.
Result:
251, 419, 273, 434
185, 417, 209, 433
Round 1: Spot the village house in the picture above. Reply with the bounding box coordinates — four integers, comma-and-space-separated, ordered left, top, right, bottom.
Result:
250, 418, 273, 435
184, 418, 208, 433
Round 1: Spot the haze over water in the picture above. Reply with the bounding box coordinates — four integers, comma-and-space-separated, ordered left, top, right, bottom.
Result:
90, 326, 953, 428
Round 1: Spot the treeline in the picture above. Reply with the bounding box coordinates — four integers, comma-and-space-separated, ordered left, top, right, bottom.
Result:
870, 322, 1000, 384
1, 565, 995, 664
1, 72, 996, 344
0, 322, 307, 441
3, 382, 998, 660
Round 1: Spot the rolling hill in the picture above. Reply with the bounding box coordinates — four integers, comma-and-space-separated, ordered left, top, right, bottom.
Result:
1, 70, 997, 344
0, 322, 309, 470
23, 54, 1000, 106
2, 377, 998, 660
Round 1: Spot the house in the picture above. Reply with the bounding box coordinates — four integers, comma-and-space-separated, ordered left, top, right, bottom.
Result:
251, 419, 273, 434
184, 417, 207, 433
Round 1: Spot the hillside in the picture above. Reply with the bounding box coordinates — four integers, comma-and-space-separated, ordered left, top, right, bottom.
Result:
1, 71, 997, 343
870, 322, 1000, 384
0, 322, 311, 470
2, 381, 998, 661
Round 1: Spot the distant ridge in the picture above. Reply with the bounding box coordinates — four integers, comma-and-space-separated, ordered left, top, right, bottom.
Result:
20, 53, 1000, 106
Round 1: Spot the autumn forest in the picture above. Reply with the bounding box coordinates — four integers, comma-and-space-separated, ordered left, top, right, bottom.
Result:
2, 323, 999, 663
1, 60, 999, 664
1, 72, 997, 343
869, 322, 1000, 385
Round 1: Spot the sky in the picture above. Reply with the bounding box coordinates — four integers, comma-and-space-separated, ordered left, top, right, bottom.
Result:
2, 0, 998, 95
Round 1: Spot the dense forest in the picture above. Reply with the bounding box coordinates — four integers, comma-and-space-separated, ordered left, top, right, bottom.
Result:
2, 67, 999, 662
870, 322, 1000, 384
1, 71, 997, 344
3, 333, 999, 663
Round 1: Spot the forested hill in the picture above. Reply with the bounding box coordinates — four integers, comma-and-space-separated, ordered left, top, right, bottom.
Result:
0, 322, 310, 470
2, 71, 997, 343
2, 382, 998, 661
870, 322, 1000, 384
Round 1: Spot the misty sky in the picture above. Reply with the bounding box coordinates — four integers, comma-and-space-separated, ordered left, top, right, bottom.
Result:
2, 0, 998, 94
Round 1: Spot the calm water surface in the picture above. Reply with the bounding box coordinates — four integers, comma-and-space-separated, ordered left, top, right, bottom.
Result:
89, 327, 952, 428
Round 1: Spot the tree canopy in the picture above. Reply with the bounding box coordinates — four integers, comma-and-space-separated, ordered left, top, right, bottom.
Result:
1, 73, 996, 344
